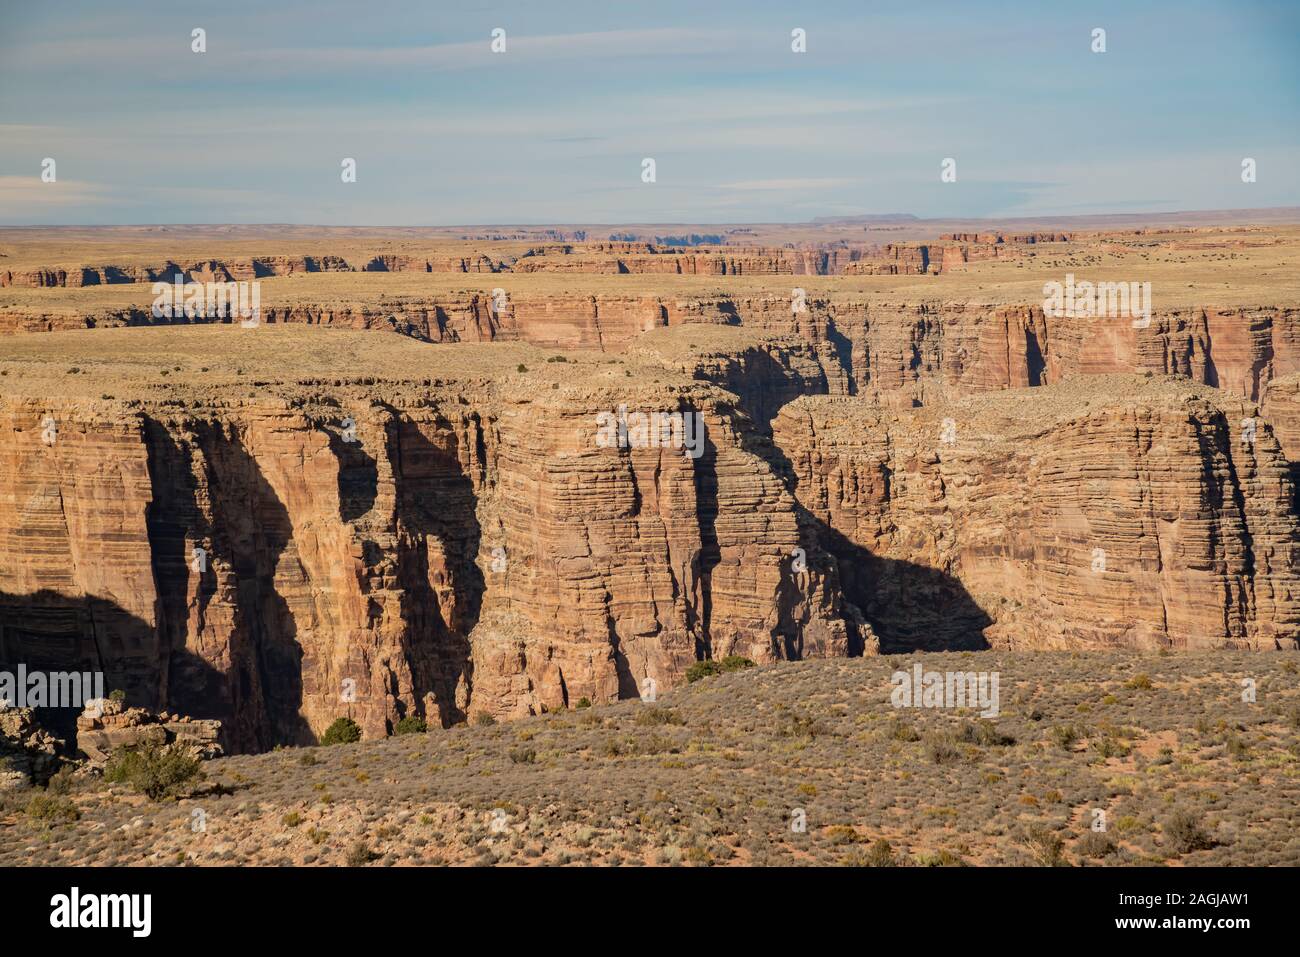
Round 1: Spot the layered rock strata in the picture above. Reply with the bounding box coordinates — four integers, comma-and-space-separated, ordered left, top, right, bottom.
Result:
773, 376, 1300, 651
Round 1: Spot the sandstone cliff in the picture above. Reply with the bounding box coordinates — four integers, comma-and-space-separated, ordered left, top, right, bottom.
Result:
0, 329, 859, 751
772, 375, 1300, 651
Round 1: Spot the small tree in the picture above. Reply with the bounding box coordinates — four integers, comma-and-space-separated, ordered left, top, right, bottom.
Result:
320, 717, 362, 746
686, 656, 755, 683
104, 742, 202, 800
393, 716, 426, 735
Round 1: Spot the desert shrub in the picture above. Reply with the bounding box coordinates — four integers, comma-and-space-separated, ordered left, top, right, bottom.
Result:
1091, 735, 1132, 759
686, 661, 722, 683
104, 742, 202, 800
922, 731, 962, 765
393, 716, 427, 735
825, 825, 858, 846
915, 849, 966, 867
299, 751, 319, 766
888, 719, 921, 742
1164, 808, 1214, 854
686, 656, 754, 682
575, 697, 592, 710
1075, 830, 1117, 859
1124, 673, 1153, 691
25, 793, 80, 827
109, 689, 126, 704
957, 719, 1014, 747
320, 717, 362, 746
1050, 724, 1080, 751
45, 765, 77, 795
516, 364, 528, 373
780, 712, 828, 739
508, 747, 537, 765
635, 707, 685, 727
1022, 826, 1068, 866
346, 840, 376, 866
864, 839, 898, 866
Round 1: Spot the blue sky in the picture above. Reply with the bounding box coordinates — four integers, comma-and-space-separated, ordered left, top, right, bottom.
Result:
1, 0, 1297, 225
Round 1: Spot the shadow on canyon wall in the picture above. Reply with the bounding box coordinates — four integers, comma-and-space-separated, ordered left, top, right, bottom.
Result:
752, 424, 993, 653
145, 418, 314, 752
0, 587, 229, 748
383, 408, 483, 728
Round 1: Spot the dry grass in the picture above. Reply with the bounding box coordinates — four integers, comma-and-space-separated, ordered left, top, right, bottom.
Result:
3, 651, 1297, 867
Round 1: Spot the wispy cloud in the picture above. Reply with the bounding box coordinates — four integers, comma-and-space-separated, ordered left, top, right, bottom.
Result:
0, 176, 113, 212
718, 178, 858, 191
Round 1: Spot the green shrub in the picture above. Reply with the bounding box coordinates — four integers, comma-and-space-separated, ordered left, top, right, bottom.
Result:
104, 742, 202, 800
393, 716, 427, 736
320, 717, 362, 746
575, 697, 592, 710
686, 656, 754, 683
25, 793, 81, 828
686, 661, 722, 683
474, 713, 497, 727
109, 688, 126, 704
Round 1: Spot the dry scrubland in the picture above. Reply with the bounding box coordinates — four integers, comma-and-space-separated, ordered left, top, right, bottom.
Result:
5, 652, 1298, 867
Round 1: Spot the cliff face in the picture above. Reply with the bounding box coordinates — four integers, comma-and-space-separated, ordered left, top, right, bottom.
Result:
0, 334, 860, 751
7, 293, 1297, 413
772, 376, 1300, 652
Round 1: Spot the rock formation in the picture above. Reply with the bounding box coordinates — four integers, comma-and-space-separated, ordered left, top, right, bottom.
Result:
773, 376, 1300, 651
2, 223, 1298, 753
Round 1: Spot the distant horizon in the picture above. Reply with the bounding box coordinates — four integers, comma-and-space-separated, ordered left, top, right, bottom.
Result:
4, 205, 1300, 232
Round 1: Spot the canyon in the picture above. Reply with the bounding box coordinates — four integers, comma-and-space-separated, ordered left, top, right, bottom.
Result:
1, 222, 1297, 753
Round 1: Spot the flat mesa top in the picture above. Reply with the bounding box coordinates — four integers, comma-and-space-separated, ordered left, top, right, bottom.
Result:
0, 325, 702, 401
1, 225, 1298, 311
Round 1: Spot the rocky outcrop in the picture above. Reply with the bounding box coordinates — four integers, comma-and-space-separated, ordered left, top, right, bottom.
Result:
772, 376, 1300, 651
0, 706, 63, 789
75, 698, 221, 765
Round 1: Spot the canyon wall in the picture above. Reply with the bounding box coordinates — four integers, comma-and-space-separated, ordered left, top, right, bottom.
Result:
772, 376, 1300, 652
0, 362, 860, 751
